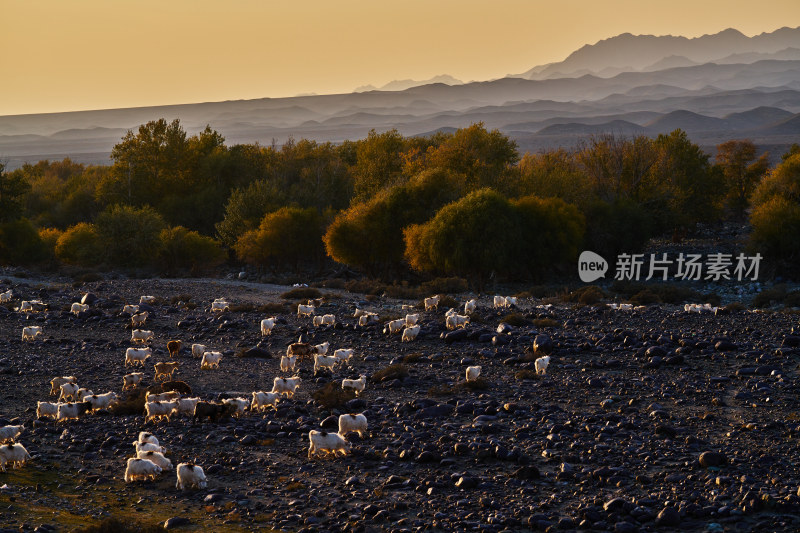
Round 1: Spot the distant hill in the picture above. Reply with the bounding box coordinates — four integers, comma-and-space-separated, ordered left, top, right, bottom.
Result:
354, 74, 463, 92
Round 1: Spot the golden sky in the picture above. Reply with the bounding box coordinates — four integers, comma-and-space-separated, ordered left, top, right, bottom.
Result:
2, 0, 799, 116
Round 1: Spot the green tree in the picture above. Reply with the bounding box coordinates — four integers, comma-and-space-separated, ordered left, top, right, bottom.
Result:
0, 162, 31, 223
95, 205, 166, 267
215, 179, 286, 247
158, 226, 225, 275
235, 207, 324, 272
715, 139, 769, 217
0, 218, 45, 265
55, 223, 102, 266
351, 129, 406, 202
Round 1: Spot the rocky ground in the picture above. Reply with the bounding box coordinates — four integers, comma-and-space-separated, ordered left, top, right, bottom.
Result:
0, 275, 799, 533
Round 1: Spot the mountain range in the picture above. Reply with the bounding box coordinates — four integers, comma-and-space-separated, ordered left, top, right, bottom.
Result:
2, 26, 799, 169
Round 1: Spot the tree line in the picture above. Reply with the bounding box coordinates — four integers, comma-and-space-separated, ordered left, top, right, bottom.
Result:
1, 118, 797, 282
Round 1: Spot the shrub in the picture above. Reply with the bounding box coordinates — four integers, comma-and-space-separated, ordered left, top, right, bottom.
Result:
235, 207, 324, 271
55, 223, 102, 266
0, 218, 46, 265
312, 382, 356, 409
345, 279, 387, 296
563, 285, 604, 305
752, 286, 787, 308
109, 387, 147, 416
158, 226, 225, 275
281, 287, 322, 300
749, 196, 800, 272
515, 369, 539, 380
95, 205, 165, 267
501, 313, 530, 327
532, 318, 559, 328
371, 364, 409, 383
259, 302, 287, 314
420, 277, 469, 294
629, 289, 661, 306
38, 227, 63, 262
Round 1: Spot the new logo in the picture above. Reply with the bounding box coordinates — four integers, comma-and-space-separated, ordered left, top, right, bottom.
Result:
578, 251, 608, 283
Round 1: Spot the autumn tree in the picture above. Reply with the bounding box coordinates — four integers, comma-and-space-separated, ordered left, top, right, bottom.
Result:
0, 162, 30, 223
715, 140, 769, 217
351, 129, 406, 202
235, 207, 324, 272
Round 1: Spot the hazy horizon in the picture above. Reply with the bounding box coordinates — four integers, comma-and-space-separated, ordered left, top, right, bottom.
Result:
2, 0, 799, 116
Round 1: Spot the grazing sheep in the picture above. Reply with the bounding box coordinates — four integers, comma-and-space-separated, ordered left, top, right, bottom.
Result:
386, 319, 406, 335
251, 391, 280, 412
312, 315, 325, 327
37, 401, 61, 419
191, 343, 207, 358
402, 325, 421, 342
122, 304, 139, 315
124, 457, 162, 482
125, 347, 152, 366
286, 342, 312, 359
506, 296, 518, 307
535, 355, 551, 375
132, 441, 163, 454
123, 372, 144, 390
308, 430, 351, 459
424, 295, 440, 311
0, 290, 13, 303
59, 383, 80, 402
466, 366, 482, 382
210, 298, 230, 312
145, 400, 178, 422
137, 450, 172, 471
138, 432, 160, 446
86, 392, 118, 412
297, 304, 315, 317
493, 295, 507, 308
139, 296, 156, 305
312, 341, 330, 355
49, 376, 77, 396
173, 397, 201, 416
76, 388, 94, 401
280, 355, 297, 373
333, 348, 353, 364
167, 340, 182, 358
358, 312, 378, 326
56, 401, 91, 422
192, 401, 237, 423
154, 362, 180, 382
222, 397, 250, 417
272, 376, 302, 398
131, 311, 149, 327
22, 326, 42, 341
176, 463, 207, 490
0, 425, 23, 444
131, 329, 154, 344
405, 313, 419, 327
341, 375, 366, 396
260, 318, 276, 336
321, 314, 336, 326
445, 308, 457, 318
464, 299, 477, 315
446, 314, 470, 330
146, 391, 180, 403
353, 308, 368, 318
338, 413, 368, 437
0, 443, 31, 470
20, 300, 46, 313
200, 351, 222, 370
160, 381, 192, 395
71, 302, 89, 315
314, 354, 337, 374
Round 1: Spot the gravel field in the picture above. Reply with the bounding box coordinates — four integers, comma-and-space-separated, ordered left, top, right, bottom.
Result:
0, 276, 799, 532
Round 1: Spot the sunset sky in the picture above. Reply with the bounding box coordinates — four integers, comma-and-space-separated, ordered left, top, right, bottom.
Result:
2, 0, 799, 116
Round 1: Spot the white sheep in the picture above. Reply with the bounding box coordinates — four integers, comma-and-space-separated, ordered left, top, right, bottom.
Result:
191, 343, 206, 358
297, 304, 315, 317
251, 391, 280, 412
321, 314, 336, 326
505, 296, 518, 307
312, 315, 325, 327
401, 304, 416, 311
313, 341, 330, 355
123, 372, 144, 390
260, 318, 276, 336
22, 326, 42, 341
405, 313, 419, 327
341, 375, 366, 396
86, 392, 118, 412
145, 401, 178, 422
338, 413, 368, 437
20, 300, 46, 313
358, 313, 378, 326
59, 382, 80, 402
211, 299, 230, 312
125, 347, 152, 366
314, 354, 337, 373
334, 348, 353, 364
131, 329, 154, 344
308, 430, 351, 459
0, 290, 13, 303
37, 401, 61, 419
466, 366, 482, 382
125, 457, 162, 482
0, 425, 23, 444
173, 397, 201, 416
493, 295, 506, 308
49, 376, 77, 396
200, 351, 222, 370
146, 391, 180, 403
138, 432, 160, 446
0, 443, 30, 470
272, 376, 302, 398
280, 355, 297, 373
76, 388, 94, 401
424, 295, 440, 311
56, 402, 91, 422
402, 325, 421, 342
446, 314, 470, 330
176, 463, 207, 490
133, 441, 163, 454
445, 308, 458, 318
139, 295, 156, 305
222, 397, 249, 416
71, 302, 89, 315
535, 355, 551, 375
464, 299, 477, 315
387, 318, 406, 335
122, 304, 139, 315
137, 450, 173, 471
131, 311, 149, 327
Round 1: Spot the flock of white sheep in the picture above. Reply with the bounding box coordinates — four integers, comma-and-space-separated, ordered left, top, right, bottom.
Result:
3, 289, 557, 487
